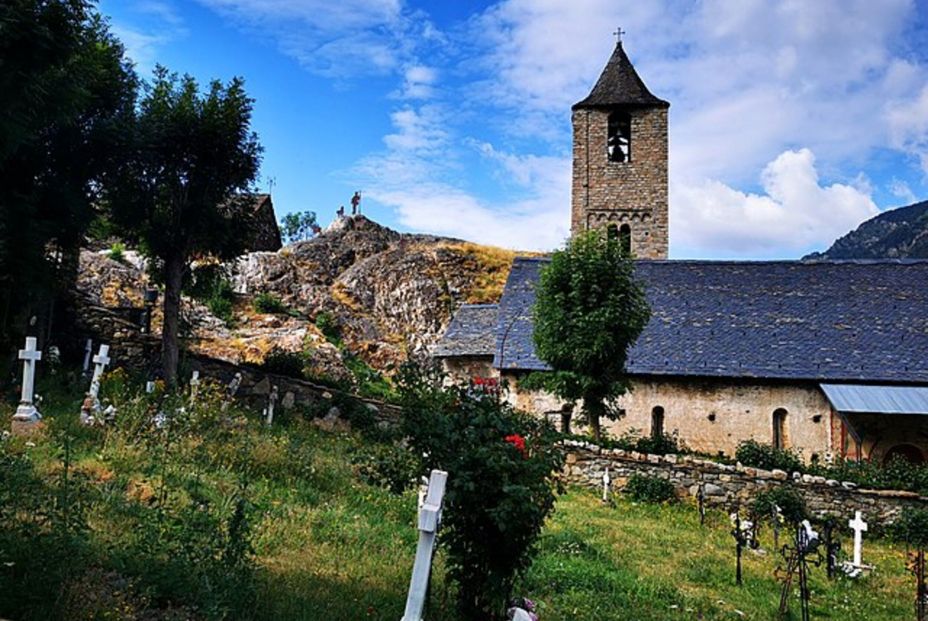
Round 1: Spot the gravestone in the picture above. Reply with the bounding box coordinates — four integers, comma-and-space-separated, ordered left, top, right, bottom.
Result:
82, 338, 93, 375
265, 385, 278, 426
12, 337, 43, 430
222, 372, 242, 412
189, 370, 200, 403
401, 469, 448, 621
602, 468, 611, 504
849, 511, 868, 568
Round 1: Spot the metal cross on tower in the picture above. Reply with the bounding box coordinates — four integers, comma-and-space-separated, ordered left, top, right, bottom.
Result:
614, 27, 626, 43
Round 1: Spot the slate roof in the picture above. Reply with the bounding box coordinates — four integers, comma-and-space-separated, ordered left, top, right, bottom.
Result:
432, 304, 499, 358
492, 257, 928, 384
573, 42, 670, 110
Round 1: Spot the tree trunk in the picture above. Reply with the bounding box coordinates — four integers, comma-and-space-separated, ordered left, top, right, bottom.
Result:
161, 253, 184, 386
560, 407, 572, 435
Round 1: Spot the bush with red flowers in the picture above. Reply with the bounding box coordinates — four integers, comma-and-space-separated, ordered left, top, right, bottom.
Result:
397, 363, 564, 621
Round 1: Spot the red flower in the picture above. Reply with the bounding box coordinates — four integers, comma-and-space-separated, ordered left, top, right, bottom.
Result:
505, 434, 527, 457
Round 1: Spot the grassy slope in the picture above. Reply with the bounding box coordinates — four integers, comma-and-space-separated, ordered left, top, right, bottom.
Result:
1, 380, 915, 621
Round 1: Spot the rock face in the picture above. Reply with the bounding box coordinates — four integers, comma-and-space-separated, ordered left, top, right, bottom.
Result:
75, 215, 521, 378
805, 200, 928, 260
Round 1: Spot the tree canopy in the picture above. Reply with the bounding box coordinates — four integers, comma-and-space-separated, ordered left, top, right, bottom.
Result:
107, 67, 262, 383
0, 0, 136, 355
530, 228, 651, 440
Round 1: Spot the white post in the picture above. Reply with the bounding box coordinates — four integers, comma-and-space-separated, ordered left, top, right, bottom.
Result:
266, 385, 278, 426
82, 338, 93, 374
13, 337, 42, 422
602, 468, 611, 503
88, 344, 111, 400
145, 381, 155, 394
849, 510, 868, 567
189, 370, 200, 403
401, 469, 448, 621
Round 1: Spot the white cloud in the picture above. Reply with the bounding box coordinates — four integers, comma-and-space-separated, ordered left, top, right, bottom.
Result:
394, 65, 438, 99
672, 149, 879, 256
888, 85, 928, 174
890, 178, 918, 204
195, 0, 437, 79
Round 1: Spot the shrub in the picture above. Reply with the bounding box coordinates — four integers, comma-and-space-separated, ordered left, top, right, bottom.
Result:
607, 428, 685, 455
397, 362, 564, 621
353, 443, 419, 494
314, 311, 340, 343
343, 353, 396, 402
260, 347, 306, 379
890, 507, 928, 547
253, 292, 289, 315
108, 241, 127, 264
624, 474, 676, 503
752, 486, 808, 523
735, 440, 802, 473
186, 263, 236, 326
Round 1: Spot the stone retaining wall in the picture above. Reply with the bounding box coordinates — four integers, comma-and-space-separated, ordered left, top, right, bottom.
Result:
562, 440, 927, 525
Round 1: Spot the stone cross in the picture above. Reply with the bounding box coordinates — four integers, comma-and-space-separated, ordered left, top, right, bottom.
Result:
848, 510, 868, 567
222, 372, 242, 412
13, 337, 42, 422
189, 370, 200, 402
82, 338, 93, 374
89, 344, 111, 400
265, 385, 278, 426
401, 469, 448, 621
602, 468, 611, 503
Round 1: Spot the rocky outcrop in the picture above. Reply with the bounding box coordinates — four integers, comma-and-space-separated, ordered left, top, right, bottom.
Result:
74, 215, 522, 379
805, 199, 928, 260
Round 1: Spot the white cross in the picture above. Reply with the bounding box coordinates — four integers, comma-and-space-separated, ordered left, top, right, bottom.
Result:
88, 344, 111, 399
82, 338, 93, 373
402, 469, 448, 621
18, 337, 41, 404
13, 337, 43, 423
602, 468, 611, 502
145, 381, 155, 394
849, 510, 868, 567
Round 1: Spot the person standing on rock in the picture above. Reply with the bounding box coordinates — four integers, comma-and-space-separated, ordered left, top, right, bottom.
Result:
351, 191, 361, 215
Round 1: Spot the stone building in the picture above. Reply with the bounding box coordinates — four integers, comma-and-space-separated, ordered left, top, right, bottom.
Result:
433, 42, 928, 465
571, 41, 669, 259
246, 194, 282, 252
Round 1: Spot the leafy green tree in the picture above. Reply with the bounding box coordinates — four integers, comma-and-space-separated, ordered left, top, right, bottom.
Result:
108, 68, 262, 384
0, 0, 136, 356
397, 363, 564, 621
529, 228, 650, 441
280, 210, 318, 243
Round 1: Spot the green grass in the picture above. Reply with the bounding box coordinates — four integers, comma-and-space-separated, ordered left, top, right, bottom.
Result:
0, 378, 916, 620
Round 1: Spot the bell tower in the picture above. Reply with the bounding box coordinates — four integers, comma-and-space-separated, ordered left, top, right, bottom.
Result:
571, 38, 669, 259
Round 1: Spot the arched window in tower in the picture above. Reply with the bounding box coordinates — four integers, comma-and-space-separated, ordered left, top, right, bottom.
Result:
619, 224, 631, 254
607, 111, 631, 163
607, 224, 619, 240
651, 406, 665, 441
772, 408, 788, 449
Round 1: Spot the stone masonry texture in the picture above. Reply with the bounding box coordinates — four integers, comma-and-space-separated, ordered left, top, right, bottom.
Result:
571, 107, 669, 259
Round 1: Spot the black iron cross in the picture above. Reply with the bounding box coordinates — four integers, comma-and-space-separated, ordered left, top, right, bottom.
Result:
908, 548, 927, 621
614, 27, 626, 43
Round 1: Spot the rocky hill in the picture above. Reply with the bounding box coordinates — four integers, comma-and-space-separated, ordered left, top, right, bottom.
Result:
76, 215, 520, 382
804, 199, 928, 260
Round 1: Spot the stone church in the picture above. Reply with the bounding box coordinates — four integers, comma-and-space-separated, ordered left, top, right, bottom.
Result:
433, 41, 928, 465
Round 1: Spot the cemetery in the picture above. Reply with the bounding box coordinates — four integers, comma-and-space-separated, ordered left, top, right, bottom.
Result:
3, 2, 928, 621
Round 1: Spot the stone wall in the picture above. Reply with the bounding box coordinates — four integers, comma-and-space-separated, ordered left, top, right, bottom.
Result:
571, 106, 668, 259
563, 440, 928, 525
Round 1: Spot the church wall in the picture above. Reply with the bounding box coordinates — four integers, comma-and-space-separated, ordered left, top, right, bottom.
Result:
440, 356, 497, 382
570, 107, 669, 259
503, 373, 835, 461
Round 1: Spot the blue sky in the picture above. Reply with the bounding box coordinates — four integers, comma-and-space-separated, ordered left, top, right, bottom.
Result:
99, 0, 928, 258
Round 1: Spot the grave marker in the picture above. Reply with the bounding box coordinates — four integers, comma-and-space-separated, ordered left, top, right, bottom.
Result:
602, 468, 611, 504
88, 344, 111, 400
848, 511, 868, 569
82, 338, 93, 375
266, 385, 278, 426
12, 337, 42, 424
401, 469, 448, 621
189, 370, 200, 403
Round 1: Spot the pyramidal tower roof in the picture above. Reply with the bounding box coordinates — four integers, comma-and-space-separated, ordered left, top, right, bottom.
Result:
573, 42, 669, 110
